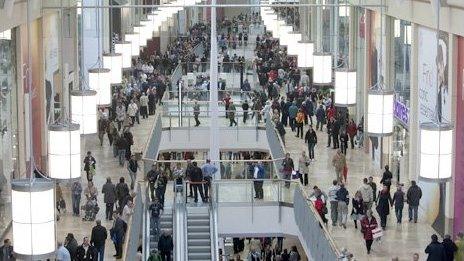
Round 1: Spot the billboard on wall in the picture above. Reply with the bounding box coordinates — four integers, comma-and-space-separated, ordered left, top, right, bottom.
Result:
454, 37, 464, 237
417, 26, 450, 234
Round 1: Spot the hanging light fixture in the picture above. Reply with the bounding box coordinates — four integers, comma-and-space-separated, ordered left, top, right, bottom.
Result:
313, 52, 333, 84
404, 24, 412, 45
12, 179, 56, 259
133, 25, 148, 47
367, 89, 394, 136
71, 90, 97, 134
114, 41, 132, 68
125, 32, 141, 57
419, 123, 453, 180
394, 19, 401, 38
334, 69, 357, 106
47, 123, 81, 179
296, 41, 314, 68
103, 53, 123, 84
287, 32, 302, 56
88, 68, 111, 105
278, 25, 293, 46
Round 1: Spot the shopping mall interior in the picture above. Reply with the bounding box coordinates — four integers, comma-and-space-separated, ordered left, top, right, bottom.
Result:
1, 0, 464, 260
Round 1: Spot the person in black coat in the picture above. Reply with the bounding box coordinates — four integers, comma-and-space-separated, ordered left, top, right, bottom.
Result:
102, 177, 117, 220
75, 237, 98, 261
304, 126, 317, 160
83, 151, 96, 182
425, 234, 445, 261
158, 230, 174, 261
190, 162, 206, 203
115, 177, 130, 214
376, 185, 393, 229
65, 233, 79, 260
442, 234, 458, 261
111, 213, 127, 259
90, 220, 107, 261
380, 165, 393, 191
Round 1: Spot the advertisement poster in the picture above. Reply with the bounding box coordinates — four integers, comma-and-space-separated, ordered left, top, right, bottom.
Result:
43, 14, 60, 123
454, 37, 464, 238
417, 26, 450, 234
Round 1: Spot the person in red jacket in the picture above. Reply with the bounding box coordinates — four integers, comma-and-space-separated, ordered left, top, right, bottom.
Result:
326, 105, 336, 120
361, 210, 378, 254
347, 119, 358, 149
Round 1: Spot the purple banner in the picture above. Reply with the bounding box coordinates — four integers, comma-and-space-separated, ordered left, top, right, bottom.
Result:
394, 99, 409, 128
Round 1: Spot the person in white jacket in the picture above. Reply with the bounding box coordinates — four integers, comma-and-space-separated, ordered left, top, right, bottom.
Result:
115, 103, 126, 131
139, 92, 149, 119
359, 178, 374, 212
127, 100, 138, 126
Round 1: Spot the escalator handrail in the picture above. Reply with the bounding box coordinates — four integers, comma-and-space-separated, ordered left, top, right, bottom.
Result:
209, 182, 220, 261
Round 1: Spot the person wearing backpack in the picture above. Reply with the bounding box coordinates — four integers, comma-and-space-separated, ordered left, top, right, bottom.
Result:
295, 109, 305, 139
253, 162, 265, 199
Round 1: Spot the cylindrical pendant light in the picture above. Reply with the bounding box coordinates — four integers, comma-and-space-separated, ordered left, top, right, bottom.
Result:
313, 52, 333, 84
367, 89, 394, 136
297, 41, 314, 68
125, 32, 141, 57
88, 68, 111, 105
48, 123, 81, 180
278, 25, 293, 46
103, 53, 123, 84
287, 32, 302, 56
71, 90, 97, 134
419, 123, 453, 181
12, 179, 56, 259
114, 41, 132, 68
334, 69, 357, 106
133, 25, 148, 47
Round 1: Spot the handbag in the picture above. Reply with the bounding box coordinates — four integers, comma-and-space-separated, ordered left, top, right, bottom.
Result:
372, 227, 383, 239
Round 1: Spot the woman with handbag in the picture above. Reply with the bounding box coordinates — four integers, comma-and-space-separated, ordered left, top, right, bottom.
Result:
351, 191, 364, 229
361, 210, 378, 255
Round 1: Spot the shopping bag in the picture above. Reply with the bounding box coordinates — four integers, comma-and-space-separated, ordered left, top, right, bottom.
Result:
372, 227, 383, 239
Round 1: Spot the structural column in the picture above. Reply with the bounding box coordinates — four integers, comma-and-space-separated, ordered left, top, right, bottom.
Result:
209, 0, 220, 178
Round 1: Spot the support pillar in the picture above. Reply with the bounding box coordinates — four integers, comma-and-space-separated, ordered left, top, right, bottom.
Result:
209, 0, 220, 179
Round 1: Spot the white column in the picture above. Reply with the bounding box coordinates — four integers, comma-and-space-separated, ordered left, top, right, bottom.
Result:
408, 23, 418, 182
210, 0, 220, 178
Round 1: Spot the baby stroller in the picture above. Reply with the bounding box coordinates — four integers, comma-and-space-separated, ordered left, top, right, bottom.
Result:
82, 197, 100, 221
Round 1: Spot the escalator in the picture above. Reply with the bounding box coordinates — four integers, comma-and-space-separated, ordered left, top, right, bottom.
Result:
187, 206, 212, 260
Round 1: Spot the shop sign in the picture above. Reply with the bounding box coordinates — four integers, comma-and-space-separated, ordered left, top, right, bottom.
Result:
394, 99, 409, 128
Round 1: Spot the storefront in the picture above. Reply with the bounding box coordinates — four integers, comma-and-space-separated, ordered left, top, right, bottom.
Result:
392, 98, 409, 184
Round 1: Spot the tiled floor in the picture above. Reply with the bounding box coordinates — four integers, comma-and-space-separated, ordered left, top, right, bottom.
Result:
283, 124, 436, 260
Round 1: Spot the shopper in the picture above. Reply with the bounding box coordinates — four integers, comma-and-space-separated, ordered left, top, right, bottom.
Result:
351, 191, 364, 229
90, 220, 108, 261
83, 151, 96, 182
376, 185, 393, 229
331, 150, 346, 182
75, 236, 98, 261
146, 164, 160, 201
295, 109, 305, 138
380, 165, 393, 191
392, 185, 405, 224
0, 239, 14, 261
111, 213, 126, 259
359, 178, 374, 212
407, 180, 422, 223
455, 232, 464, 261
158, 230, 174, 261
336, 183, 349, 229
304, 125, 317, 160
56, 242, 71, 261
281, 153, 294, 187
253, 161, 265, 199
361, 210, 378, 255
191, 162, 206, 203
65, 233, 79, 259
298, 151, 309, 186
72, 180, 83, 216
346, 119, 357, 149
327, 180, 340, 226
425, 234, 445, 260
127, 155, 139, 190
102, 177, 117, 220
442, 234, 458, 261
193, 100, 201, 127
116, 177, 130, 214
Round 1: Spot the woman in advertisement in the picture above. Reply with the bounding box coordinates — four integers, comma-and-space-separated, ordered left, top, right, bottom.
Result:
436, 38, 448, 123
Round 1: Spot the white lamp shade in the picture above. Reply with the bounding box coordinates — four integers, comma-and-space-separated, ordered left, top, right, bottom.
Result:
335, 70, 357, 106
12, 180, 55, 258
297, 42, 314, 67
133, 26, 148, 47
125, 33, 141, 57
339, 5, 349, 17
404, 25, 412, 45
287, 33, 302, 56
278, 25, 293, 46
103, 53, 123, 84
88, 68, 111, 105
48, 123, 81, 179
367, 90, 394, 136
114, 41, 132, 68
394, 20, 401, 38
313, 53, 333, 84
419, 123, 453, 180
71, 90, 98, 134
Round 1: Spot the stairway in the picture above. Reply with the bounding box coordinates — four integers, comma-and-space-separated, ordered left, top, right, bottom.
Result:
150, 207, 173, 251
187, 206, 212, 261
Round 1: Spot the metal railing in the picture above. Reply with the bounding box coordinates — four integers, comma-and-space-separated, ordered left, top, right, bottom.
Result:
173, 188, 188, 261
209, 180, 220, 261
142, 113, 163, 173
265, 112, 286, 178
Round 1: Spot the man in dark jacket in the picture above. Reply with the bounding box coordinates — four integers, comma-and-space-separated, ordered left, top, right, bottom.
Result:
65, 233, 79, 260
111, 213, 127, 259
158, 230, 174, 261
407, 180, 422, 223
425, 234, 445, 261
90, 220, 108, 261
305, 125, 318, 160
115, 177, 130, 214
315, 104, 326, 131
146, 164, 160, 201
0, 239, 14, 261
75, 237, 98, 261
242, 100, 249, 123
190, 162, 206, 203
442, 234, 458, 261
102, 177, 116, 220
380, 165, 393, 191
